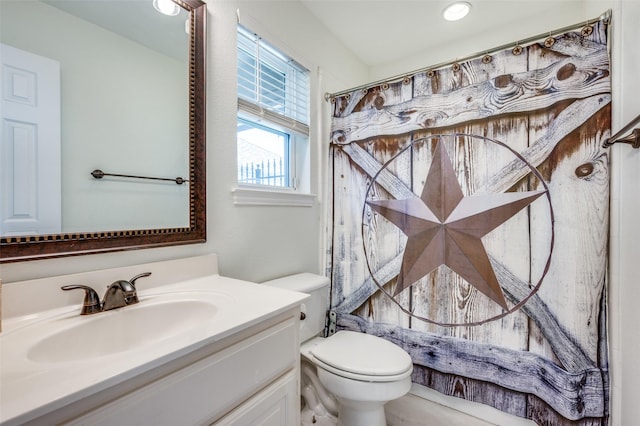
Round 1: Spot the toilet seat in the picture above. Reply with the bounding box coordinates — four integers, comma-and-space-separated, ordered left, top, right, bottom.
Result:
309, 331, 413, 382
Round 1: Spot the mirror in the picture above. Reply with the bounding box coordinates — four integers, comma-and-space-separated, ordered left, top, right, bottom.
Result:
0, 0, 206, 262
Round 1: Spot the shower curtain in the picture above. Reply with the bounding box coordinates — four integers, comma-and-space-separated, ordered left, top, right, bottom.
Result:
327, 19, 610, 425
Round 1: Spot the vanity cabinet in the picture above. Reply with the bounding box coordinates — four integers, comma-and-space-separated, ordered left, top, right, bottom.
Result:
63, 314, 300, 426
1, 256, 308, 426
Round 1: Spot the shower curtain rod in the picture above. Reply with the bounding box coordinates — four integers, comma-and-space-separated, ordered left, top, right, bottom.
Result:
602, 114, 640, 149
324, 10, 611, 101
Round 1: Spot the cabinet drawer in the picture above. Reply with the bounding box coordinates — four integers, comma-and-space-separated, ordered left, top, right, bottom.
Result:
213, 370, 298, 426
67, 318, 297, 426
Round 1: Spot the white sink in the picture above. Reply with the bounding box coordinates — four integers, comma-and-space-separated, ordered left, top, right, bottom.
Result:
0, 261, 308, 426
27, 298, 219, 363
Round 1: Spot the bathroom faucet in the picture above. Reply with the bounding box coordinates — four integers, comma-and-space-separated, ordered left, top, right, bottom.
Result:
102, 280, 137, 311
61, 272, 151, 314
102, 272, 152, 310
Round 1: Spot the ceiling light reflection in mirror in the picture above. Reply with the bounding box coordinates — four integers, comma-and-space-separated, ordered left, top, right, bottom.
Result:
153, 0, 180, 16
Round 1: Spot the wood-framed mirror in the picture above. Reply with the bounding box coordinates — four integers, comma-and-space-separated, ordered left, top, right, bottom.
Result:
0, 0, 206, 262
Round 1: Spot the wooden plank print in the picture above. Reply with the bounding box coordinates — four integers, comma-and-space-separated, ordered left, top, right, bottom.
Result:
328, 20, 610, 424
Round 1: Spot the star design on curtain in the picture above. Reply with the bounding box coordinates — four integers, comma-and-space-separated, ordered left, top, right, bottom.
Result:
366, 140, 545, 310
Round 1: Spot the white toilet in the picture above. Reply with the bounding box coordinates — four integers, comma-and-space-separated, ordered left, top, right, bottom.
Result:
263, 273, 413, 426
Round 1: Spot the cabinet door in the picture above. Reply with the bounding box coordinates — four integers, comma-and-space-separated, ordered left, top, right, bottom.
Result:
213, 370, 298, 426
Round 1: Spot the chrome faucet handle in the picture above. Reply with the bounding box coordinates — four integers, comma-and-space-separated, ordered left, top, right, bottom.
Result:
126, 272, 151, 305
61, 285, 102, 315
129, 272, 151, 287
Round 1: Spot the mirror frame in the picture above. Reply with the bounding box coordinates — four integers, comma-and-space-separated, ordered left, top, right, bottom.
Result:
0, 0, 207, 263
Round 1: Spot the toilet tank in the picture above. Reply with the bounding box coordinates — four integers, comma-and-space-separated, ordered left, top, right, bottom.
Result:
261, 273, 329, 342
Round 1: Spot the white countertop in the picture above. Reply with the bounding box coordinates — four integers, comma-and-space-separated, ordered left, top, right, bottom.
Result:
0, 259, 307, 425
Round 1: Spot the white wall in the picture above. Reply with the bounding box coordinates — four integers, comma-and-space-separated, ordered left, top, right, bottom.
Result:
0, 0, 367, 284
369, 1, 612, 81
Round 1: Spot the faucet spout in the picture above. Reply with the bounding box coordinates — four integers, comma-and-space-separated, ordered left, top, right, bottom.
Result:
102, 281, 133, 311
101, 272, 151, 311
117, 279, 136, 298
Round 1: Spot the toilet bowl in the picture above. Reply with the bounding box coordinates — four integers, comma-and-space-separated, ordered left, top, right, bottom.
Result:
303, 331, 412, 426
263, 273, 413, 426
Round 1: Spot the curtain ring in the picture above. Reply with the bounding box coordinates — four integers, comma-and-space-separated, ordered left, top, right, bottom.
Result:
512, 43, 523, 55
345, 93, 351, 101
381, 83, 389, 90
362, 88, 368, 95
544, 33, 555, 48
427, 69, 436, 78
402, 76, 411, 85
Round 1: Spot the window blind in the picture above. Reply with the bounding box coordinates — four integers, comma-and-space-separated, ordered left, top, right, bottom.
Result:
237, 26, 310, 134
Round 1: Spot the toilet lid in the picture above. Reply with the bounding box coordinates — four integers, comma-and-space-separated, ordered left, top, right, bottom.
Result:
310, 330, 412, 376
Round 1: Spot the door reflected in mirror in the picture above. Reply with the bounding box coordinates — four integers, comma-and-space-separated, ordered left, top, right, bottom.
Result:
0, 0, 207, 261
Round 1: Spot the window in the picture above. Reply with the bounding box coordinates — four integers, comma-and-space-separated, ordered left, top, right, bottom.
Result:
237, 25, 310, 194
237, 118, 290, 187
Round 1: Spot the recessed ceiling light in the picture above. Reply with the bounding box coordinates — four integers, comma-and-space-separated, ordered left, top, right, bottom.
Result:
153, 0, 180, 16
442, 2, 471, 21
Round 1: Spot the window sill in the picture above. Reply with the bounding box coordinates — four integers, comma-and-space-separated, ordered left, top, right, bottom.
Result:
232, 186, 316, 207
